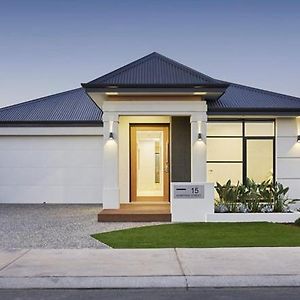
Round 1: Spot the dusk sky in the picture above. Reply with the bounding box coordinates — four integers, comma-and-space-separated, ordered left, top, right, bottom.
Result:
1, 0, 300, 107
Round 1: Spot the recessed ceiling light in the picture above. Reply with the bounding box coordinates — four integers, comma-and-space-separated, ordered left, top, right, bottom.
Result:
193, 92, 207, 95
105, 92, 119, 96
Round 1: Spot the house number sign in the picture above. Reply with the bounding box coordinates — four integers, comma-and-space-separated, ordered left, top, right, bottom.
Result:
173, 184, 204, 199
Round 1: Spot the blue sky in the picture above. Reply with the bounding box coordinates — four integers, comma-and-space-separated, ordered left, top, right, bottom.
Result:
1, 0, 300, 106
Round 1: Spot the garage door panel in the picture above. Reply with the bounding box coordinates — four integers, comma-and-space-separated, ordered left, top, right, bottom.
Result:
0, 150, 102, 168
0, 135, 103, 203
0, 167, 101, 185
0, 186, 102, 204
0, 136, 102, 150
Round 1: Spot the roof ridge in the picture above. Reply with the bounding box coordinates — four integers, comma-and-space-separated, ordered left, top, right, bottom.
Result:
0, 87, 82, 112
86, 52, 221, 85
153, 52, 218, 83
87, 52, 157, 84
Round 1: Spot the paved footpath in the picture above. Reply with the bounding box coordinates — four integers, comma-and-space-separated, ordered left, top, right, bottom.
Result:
0, 247, 300, 289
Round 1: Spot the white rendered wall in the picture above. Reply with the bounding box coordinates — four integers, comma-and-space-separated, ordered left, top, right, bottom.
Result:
191, 116, 207, 182
171, 182, 214, 222
0, 127, 103, 204
207, 212, 300, 223
93, 96, 207, 207
276, 118, 300, 199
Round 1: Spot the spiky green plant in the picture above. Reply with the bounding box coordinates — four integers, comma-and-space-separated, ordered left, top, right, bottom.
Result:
215, 178, 291, 213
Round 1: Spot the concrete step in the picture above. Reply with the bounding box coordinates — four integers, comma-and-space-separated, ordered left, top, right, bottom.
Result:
98, 209, 171, 222
120, 203, 170, 210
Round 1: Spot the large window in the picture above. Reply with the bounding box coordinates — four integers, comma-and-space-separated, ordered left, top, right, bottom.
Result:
207, 120, 274, 185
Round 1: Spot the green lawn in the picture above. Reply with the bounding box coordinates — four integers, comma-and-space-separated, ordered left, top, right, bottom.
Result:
92, 222, 300, 248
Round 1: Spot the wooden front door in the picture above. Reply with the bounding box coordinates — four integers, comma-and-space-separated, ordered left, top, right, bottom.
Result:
130, 124, 169, 202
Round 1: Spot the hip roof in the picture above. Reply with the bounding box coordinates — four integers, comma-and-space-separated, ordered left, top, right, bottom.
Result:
1, 52, 300, 125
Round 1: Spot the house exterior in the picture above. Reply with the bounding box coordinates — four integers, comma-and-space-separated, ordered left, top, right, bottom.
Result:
1, 52, 300, 221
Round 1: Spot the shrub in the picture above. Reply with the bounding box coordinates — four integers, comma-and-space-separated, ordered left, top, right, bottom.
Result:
241, 178, 264, 213
215, 179, 290, 213
295, 218, 300, 226
215, 180, 239, 213
272, 182, 289, 212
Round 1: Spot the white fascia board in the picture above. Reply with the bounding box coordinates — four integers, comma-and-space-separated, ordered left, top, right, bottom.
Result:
0, 127, 103, 136
102, 100, 207, 115
87, 92, 107, 109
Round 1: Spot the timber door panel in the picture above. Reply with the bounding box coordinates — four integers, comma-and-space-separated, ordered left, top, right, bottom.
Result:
130, 125, 169, 202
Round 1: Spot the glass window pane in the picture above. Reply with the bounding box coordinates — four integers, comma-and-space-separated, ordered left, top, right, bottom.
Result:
207, 163, 242, 185
136, 130, 164, 196
207, 122, 242, 136
245, 122, 274, 136
247, 139, 273, 183
207, 138, 242, 161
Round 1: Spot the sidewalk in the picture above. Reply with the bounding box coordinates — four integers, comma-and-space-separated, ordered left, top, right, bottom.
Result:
0, 247, 300, 289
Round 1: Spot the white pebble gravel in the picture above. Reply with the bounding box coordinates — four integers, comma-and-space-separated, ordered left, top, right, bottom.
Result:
0, 204, 162, 249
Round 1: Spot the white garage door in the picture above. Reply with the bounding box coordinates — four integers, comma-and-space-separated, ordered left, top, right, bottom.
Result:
0, 135, 103, 203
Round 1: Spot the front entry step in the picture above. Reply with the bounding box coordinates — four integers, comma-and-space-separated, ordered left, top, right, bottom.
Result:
98, 203, 171, 222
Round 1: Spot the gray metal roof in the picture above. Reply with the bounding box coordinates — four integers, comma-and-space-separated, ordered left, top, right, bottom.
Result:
208, 83, 300, 115
0, 88, 102, 125
84, 52, 223, 87
1, 52, 300, 125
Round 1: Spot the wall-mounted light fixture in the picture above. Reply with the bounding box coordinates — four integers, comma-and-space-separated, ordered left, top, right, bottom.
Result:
296, 117, 300, 142
109, 120, 114, 140
197, 121, 202, 141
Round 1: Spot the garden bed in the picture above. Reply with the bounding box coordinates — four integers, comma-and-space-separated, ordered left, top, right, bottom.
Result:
214, 179, 299, 215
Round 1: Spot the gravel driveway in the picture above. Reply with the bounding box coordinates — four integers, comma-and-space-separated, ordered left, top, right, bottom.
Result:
0, 204, 159, 249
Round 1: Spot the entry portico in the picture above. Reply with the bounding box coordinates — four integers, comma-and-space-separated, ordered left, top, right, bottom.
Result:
99, 98, 208, 209
82, 52, 227, 217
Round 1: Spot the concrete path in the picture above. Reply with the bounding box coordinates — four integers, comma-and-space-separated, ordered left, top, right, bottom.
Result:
0, 247, 300, 289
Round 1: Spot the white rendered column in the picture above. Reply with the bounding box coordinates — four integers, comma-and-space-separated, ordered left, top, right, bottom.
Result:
190, 113, 207, 182
102, 113, 120, 209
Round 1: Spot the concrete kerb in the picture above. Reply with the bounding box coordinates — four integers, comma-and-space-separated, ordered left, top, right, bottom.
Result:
1, 275, 300, 289
186, 275, 300, 288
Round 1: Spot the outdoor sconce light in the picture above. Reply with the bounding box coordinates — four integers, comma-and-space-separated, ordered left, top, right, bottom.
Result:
198, 132, 202, 140
297, 135, 300, 143
197, 121, 202, 141
108, 120, 114, 140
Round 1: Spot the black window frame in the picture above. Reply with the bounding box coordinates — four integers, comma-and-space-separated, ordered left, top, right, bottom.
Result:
207, 119, 276, 184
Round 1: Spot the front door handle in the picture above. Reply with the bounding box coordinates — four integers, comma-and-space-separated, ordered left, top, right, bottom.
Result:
164, 142, 169, 173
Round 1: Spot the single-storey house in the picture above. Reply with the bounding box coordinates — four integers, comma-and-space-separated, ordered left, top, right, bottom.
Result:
1, 52, 300, 221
